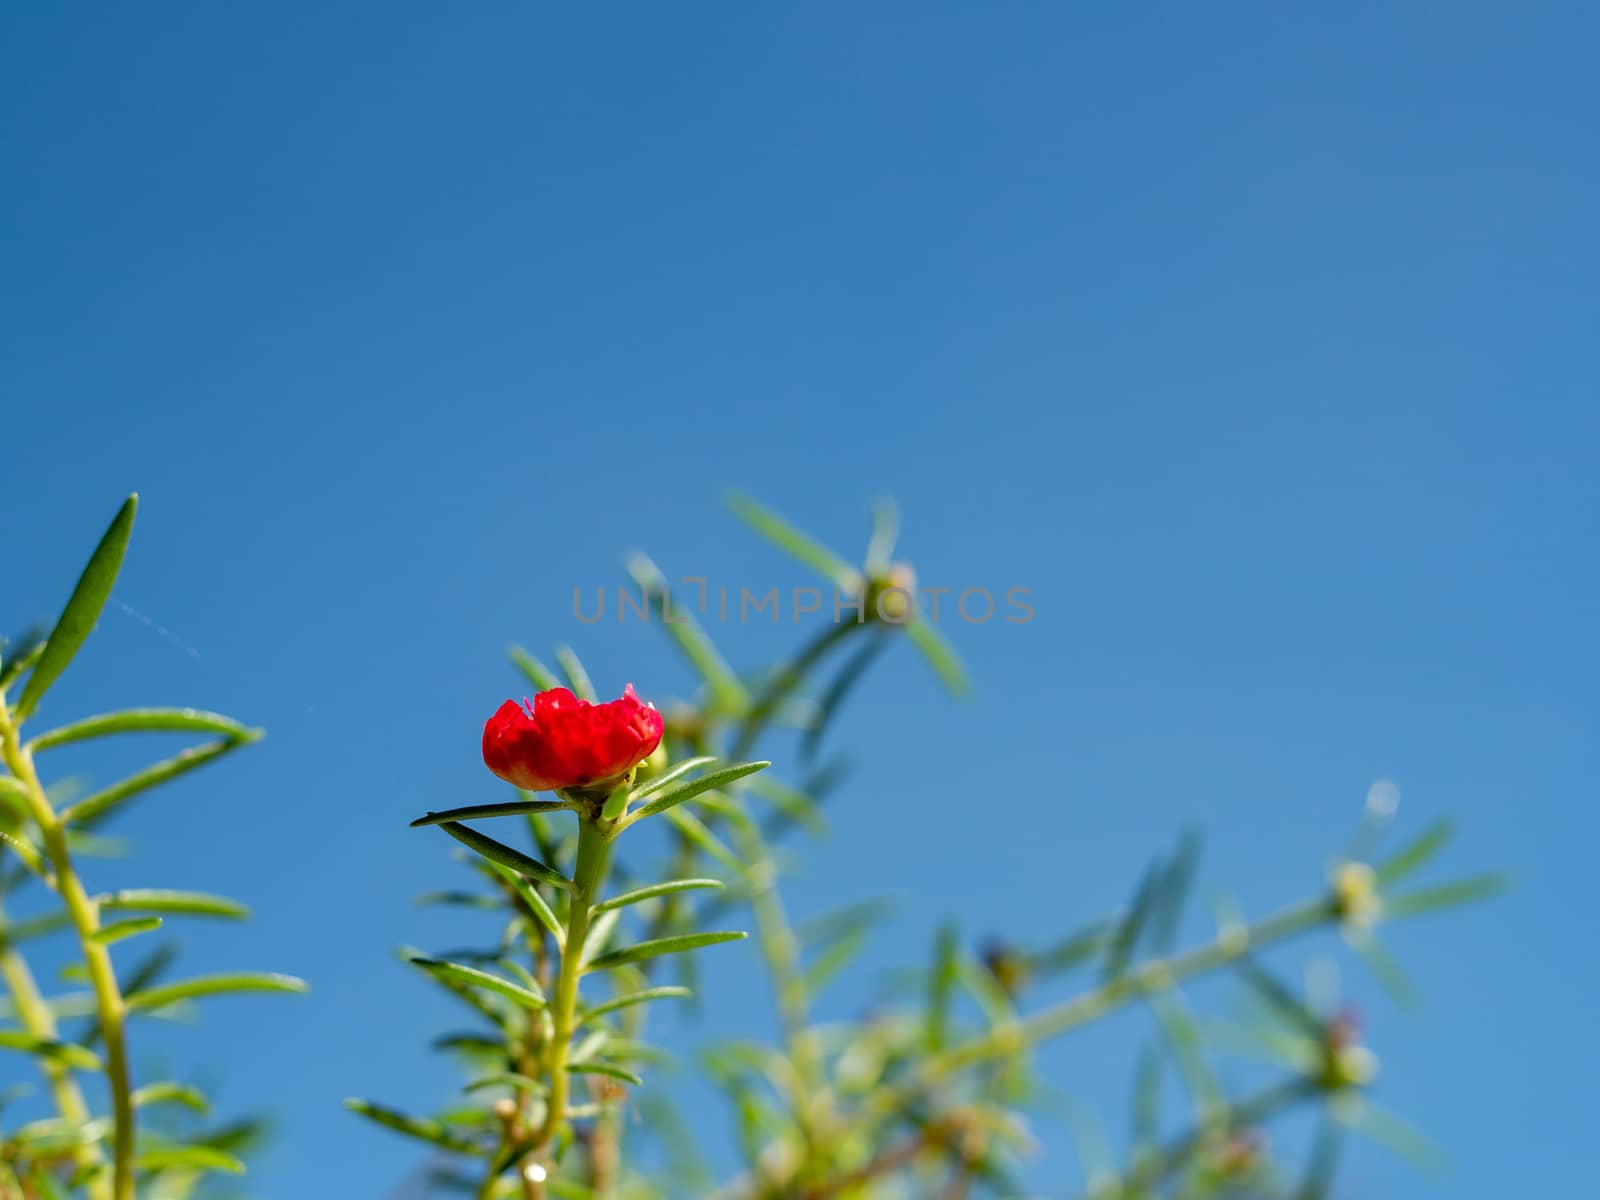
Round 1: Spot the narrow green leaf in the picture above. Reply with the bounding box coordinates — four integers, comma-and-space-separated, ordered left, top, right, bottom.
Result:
1149, 828, 1204, 953
92, 916, 163, 945
566, 1061, 643, 1087
132, 1082, 209, 1113
580, 908, 623, 968
509, 645, 562, 691
343, 1098, 482, 1155
904, 617, 971, 698
1351, 935, 1421, 1010
727, 492, 863, 591
410, 957, 545, 1010
16, 495, 137, 720
555, 645, 596, 701
28, 708, 257, 753
134, 1146, 243, 1175
0, 830, 49, 879
59, 739, 244, 827
803, 636, 890, 761
1383, 873, 1508, 919
586, 931, 746, 971
624, 555, 749, 714
97, 889, 251, 920
1237, 960, 1325, 1040
0, 910, 71, 947
1103, 862, 1160, 980
925, 922, 959, 1052
489, 863, 564, 946
127, 972, 308, 1012
1028, 918, 1114, 978
797, 898, 895, 948
0, 1032, 102, 1070
1130, 1043, 1163, 1151
585, 986, 692, 1021
0, 628, 48, 692
593, 878, 724, 915
629, 756, 715, 803
1374, 819, 1455, 886
863, 497, 899, 576
662, 809, 743, 874
1332, 1093, 1444, 1172
411, 798, 573, 828
464, 1072, 546, 1095
803, 928, 868, 995
438, 821, 573, 892
626, 761, 770, 824
745, 774, 828, 837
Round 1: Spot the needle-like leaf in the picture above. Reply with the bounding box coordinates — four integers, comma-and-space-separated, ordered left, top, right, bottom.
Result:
437, 821, 574, 892
16, 495, 137, 720
586, 931, 747, 971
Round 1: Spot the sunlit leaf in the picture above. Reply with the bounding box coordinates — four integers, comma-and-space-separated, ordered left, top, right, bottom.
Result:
411, 957, 546, 1010
134, 1145, 243, 1175
509, 645, 562, 692
28, 708, 257, 753
567, 1061, 643, 1086
925, 922, 959, 1052
727, 492, 863, 592
1331, 1093, 1443, 1172
0, 1031, 101, 1070
96, 889, 250, 920
626, 555, 749, 714
624, 761, 770, 825
1373, 819, 1454, 886
60, 738, 249, 827
593, 878, 724, 915
127, 972, 308, 1012
584, 986, 693, 1022
343, 1099, 483, 1155
131, 1081, 209, 1113
1383, 873, 1507, 919
16, 495, 137, 720
904, 617, 971, 698
1351, 934, 1421, 1010
662, 809, 743, 874
863, 498, 899, 576
586, 931, 747, 971
91, 916, 163, 945
555, 645, 596, 701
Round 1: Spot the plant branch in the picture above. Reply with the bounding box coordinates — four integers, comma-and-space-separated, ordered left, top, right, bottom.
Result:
0, 699, 134, 1200
868, 896, 1336, 1122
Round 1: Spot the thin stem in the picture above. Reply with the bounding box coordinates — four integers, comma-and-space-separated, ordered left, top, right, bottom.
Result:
1092, 1075, 1318, 1198
518, 815, 613, 1190
0, 909, 106, 1189
0, 702, 135, 1200
868, 896, 1336, 1120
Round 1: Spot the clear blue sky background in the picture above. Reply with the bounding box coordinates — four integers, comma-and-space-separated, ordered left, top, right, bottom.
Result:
2, 3, 1594, 1197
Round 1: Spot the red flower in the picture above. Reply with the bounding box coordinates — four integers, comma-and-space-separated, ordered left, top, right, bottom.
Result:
482, 684, 664, 792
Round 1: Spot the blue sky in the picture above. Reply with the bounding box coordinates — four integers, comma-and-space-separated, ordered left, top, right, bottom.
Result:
2, 2, 1595, 1196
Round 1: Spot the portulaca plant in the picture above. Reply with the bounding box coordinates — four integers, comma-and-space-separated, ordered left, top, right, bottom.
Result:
1, 495, 1500, 1199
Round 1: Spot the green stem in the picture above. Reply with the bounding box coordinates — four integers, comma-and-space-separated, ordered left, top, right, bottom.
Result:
529, 816, 612, 1174
0, 703, 134, 1200
1095, 1075, 1318, 1198
0, 911, 106, 1188
870, 897, 1336, 1120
